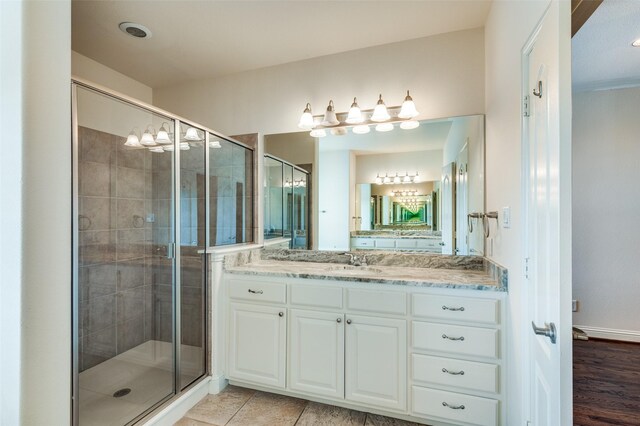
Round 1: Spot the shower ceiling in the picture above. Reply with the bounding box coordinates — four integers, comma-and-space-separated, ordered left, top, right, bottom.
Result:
72, 0, 492, 88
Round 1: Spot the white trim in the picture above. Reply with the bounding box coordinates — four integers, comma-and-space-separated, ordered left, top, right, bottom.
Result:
574, 325, 640, 343
573, 77, 640, 93
208, 375, 229, 394
141, 377, 211, 426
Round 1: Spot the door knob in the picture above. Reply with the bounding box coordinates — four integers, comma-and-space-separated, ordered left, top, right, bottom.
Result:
336, 318, 342, 323
346, 319, 352, 324
531, 321, 556, 344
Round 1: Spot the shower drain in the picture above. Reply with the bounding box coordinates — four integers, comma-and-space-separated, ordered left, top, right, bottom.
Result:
113, 388, 131, 398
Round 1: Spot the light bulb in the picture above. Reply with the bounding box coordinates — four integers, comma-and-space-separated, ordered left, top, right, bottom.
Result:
321, 100, 340, 126
375, 175, 383, 185
393, 174, 401, 184
375, 122, 394, 132
345, 97, 363, 124
140, 126, 156, 146
298, 103, 314, 129
383, 175, 391, 184
184, 127, 200, 141
400, 120, 420, 130
370, 94, 390, 122
310, 128, 327, 138
125, 130, 141, 147
155, 123, 171, 144
403, 173, 411, 183
352, 124, 370, 135
413, 172, 420, 183
398, 90, 419, 119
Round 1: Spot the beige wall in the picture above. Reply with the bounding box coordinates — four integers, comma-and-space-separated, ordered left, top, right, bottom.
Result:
0, 0, 71, 424
72, 50, 152, 103
265, 132, 316, 166
484, 1, 551, 425
572, 87, 640, 335
153, 28, 485, 136
355, 150, 443, 184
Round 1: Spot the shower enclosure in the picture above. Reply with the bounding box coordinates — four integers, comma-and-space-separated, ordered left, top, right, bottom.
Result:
72, 80, 254, 425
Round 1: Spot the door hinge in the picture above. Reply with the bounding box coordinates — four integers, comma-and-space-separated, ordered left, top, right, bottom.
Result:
523, 95, 530, 117
525, 257, 530, 279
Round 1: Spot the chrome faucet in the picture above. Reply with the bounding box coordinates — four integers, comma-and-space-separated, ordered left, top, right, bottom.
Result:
345, 253, 368, 267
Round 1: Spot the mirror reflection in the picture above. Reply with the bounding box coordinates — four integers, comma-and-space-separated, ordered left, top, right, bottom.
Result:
265, 114, 484, 255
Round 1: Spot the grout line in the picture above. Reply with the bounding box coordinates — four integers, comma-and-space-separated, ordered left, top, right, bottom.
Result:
223, 389, 256, 425
292, 399, 310, 426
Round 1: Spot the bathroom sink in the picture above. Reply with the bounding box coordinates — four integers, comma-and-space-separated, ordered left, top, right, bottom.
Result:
327, 265, 384, 275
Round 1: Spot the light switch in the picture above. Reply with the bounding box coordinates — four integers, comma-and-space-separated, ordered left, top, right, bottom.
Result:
502, 207, 511, 228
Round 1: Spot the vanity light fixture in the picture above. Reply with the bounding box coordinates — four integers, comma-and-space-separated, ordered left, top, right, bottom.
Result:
398, 90, 419, 119
140, 126, 156, 146
125, 128, 141, 147
375, 174, 383, 185
400, 120, 420, 130
155, 122, 172, 144
413, 172, 420, 183
298, 103, 315, 129
184, 127, 201, 141
345, 98, 364, 124
393, 173, 401, 184
375, 122, 394, 132
352, 124, 370, 135
310, 128, 327, 138
403, 173, 412, 183
321, 100, 340, 126
632, 38, 640, 47
383, 175, 392, 184
370, 94, 391, 122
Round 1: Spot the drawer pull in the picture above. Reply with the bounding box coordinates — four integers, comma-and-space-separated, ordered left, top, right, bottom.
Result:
278, 312, 284, 317
248, 289, 263, 294
442, 334, 465, 341
442, 402, 465, 410
442, 305, 465, 312
337, 318, 342, 323
442, 368, 465, 376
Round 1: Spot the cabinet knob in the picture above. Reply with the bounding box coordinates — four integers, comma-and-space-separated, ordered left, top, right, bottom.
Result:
336, 318, 342, 323
278, 312, 284, 317
346, 319, 352, 324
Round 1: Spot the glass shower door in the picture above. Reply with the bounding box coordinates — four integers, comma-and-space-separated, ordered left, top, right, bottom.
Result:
292, 169, 308, 249
75, 85, 176, 425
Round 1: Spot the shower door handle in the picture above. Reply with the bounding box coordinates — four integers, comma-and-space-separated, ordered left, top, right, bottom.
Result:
166, 243, 175, 259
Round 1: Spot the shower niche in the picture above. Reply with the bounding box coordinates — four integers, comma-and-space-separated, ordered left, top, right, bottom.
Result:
72, 81, 254, 425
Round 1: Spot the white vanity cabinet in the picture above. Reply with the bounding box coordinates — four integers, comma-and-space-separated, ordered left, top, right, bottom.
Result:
350, 237, 442, 252
224, 274, 506, 426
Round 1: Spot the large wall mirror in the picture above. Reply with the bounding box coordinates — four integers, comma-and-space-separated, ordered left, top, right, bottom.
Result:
264, 114, 485, 255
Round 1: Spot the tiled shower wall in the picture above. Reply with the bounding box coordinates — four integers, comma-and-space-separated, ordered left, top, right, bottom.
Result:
78, 126, 154, 371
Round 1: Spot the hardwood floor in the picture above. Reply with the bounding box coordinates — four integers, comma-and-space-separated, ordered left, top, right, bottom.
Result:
574, 339, 640, 425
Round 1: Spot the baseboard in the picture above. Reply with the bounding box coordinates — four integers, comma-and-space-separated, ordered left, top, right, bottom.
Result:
575, 325, 640, 343
209, 375, 229, 394
142, 376, 211, 426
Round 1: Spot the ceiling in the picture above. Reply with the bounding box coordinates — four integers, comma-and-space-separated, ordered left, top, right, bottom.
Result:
72, 0, 492, 88
319, 118, 453, 154
572, 0, 640, 90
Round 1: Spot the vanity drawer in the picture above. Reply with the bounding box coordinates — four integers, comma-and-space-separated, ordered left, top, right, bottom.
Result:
415, 239, 440, 249
412, 354, 499, 394
351, 238, 374, 248
412, 386, 498, 426
396, 239, 417, 249
375, 239, 396, 249
291, 284, 343, 309
413, 294, 500, 325
412, 322, 499, 359
347, 288, 407, 315
228, 279, 287, 304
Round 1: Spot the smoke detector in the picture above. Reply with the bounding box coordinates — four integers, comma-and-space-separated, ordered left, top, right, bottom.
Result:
119, 22, 152, 39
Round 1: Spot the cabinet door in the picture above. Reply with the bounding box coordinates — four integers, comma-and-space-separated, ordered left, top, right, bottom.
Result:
345, 314, 407, 410
228, 303, 286, 388
289, 309, 344, 398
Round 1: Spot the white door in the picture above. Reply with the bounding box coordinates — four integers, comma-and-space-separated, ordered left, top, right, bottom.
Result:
455, 146, 469, 255
523, 2, 572, 425
345, 314, 406, 410
227, 303, 286, 389
441, 163, 455, 255
289, 309, 344, 399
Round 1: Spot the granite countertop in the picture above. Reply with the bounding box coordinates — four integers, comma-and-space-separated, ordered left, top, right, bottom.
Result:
224, 250, 507, 292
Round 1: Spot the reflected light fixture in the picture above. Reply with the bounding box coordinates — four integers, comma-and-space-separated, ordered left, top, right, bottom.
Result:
375, 122, 394, 132
413, 172, 420, 183
632, 38, 640, 47
180, 142, 190, 150
149, 146, 164, 153
393, 173, 401, 184
155, 122, 172, 144
331, 127, 347, 136
403, 173, 412, 183
310, 128, 327, 138
140, 126, 156, 146
375, 174, 383, 185
125, 128, 141, 147
210, 140, 222, 149
371, 94, 390, 122
163, 144, 174, 152
184, 127, 200, 141
383, 174, 391, 184
352, 124, 370, 135
400, 120, 420, 130
298, 103, 314, 129
321, 100, 340, 126
345, 97, 364, 124
398, 90, 419, 119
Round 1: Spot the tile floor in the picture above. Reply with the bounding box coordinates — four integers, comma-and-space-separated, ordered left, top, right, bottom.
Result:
79, 340, 203, 426
175, 386, 426, 426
